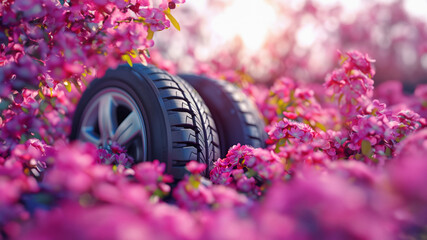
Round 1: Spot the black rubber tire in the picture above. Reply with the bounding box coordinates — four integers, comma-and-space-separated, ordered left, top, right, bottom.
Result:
178, 74, 267, 157
70, 64, 220, 179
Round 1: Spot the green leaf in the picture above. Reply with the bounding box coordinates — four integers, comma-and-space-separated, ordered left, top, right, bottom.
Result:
338, 94, 344, 105
245, 169, 257, 178
385, 147, 391, 157
315, 122, 327, 132
189, 175, 200, 188
71, 79, 82, 94
129, 50, 137, 58
285, 160, 292, 171
39, 100, 48, 113
79, 193, 94, 207
361, 140, 372, 156
59, 0, 65, 5
0, 98, 11, 112
81, 75, 88, 87
165, 12, 180, 31
301, 119, 309, 126
274, 144, 280, 153
20, 134, 28, 144
147, 29, 154, 40
138, 51, 148, 66
351, 98, 358, 106
50, 97, 57, 107
339, 55, 348, 65
274, 138, 287, 153
121, 54, 133, 67
143, 49, 150, 59
38, 89, 45, 100
64, 80, 72, 92
32, 132, 42, 140
289, 90, 295, 101
153, 189, 165, 198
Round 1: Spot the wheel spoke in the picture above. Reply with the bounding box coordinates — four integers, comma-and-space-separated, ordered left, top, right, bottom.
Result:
98, 94, 116, 143
77, 88, 146, 162
113, 111, 142, 146
80, 127, 101, 145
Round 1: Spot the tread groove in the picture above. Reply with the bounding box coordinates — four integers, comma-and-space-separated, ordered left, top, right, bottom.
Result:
143, 66, 220, 177
178, 74, 267, 157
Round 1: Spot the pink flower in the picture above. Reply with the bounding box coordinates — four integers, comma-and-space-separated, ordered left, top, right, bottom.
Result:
236, 175, 256, 193
343, 50, 376, 77
186, 161, 206, 175
133, 160, 172, 194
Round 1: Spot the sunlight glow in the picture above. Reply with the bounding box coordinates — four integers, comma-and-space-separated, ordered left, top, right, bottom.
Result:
404, 0, 427, 20
210, 0, 277, 53
296, 22, 318, 48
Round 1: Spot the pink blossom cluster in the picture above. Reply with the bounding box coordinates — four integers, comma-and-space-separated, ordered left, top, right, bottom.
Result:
0, 0, 186, 160
42, 142, 174, 202
266, 118, 330, 168
0, 129, 426, 239
2, 131, 426, 239
0, 140, 176, 237
324, 51, 376, 118
268, 118, 316, 144
1, 0, 182, 92
210, 144, 287, 198
0, 87, 75, 160
245, 51, 426, 166
97, 142, 134, 167
322, 51, 425, 163
240, 74, 341, 133
193, 50, 426, 215
0, 0, 427, 237
0, 140, 41, 233
173, 161, 252, 210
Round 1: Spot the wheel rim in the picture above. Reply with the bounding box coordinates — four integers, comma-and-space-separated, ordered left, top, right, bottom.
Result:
78, 88, 147, 163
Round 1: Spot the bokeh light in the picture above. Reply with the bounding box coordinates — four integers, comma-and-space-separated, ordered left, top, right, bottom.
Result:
155, 0, 427, 89
1, 1, 427, 239
209, 0, 277, 53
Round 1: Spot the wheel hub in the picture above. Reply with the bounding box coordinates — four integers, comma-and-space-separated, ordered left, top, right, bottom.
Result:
78, 88, 147, 163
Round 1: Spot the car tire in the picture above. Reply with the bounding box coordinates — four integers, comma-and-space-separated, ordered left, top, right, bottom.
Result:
70, 64, 220, 178
178, 74, 267, 157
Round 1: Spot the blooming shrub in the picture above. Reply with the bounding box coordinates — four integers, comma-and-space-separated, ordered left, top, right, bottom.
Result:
1, 0, 184, 156
210, 144, 287, 198
156, 0, 427, 87
1, 0, 427, 239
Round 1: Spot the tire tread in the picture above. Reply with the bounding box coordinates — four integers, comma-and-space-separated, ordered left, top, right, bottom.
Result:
135, 65, 220, 176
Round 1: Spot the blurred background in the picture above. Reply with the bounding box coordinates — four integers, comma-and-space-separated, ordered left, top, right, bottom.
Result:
154, 0, 427, 91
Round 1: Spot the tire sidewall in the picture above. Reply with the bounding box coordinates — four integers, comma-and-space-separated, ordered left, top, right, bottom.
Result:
70, 65, 173, 171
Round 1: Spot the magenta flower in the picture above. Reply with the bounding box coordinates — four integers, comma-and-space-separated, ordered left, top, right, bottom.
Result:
343, 50, 376, 77
186, 161, 207, 175
2, 1, 427, 236
133, 160, 173, 195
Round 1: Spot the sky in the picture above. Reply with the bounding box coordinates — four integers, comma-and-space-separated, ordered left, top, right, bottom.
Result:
154, 0, 427, 84
184, 0, 427, 54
